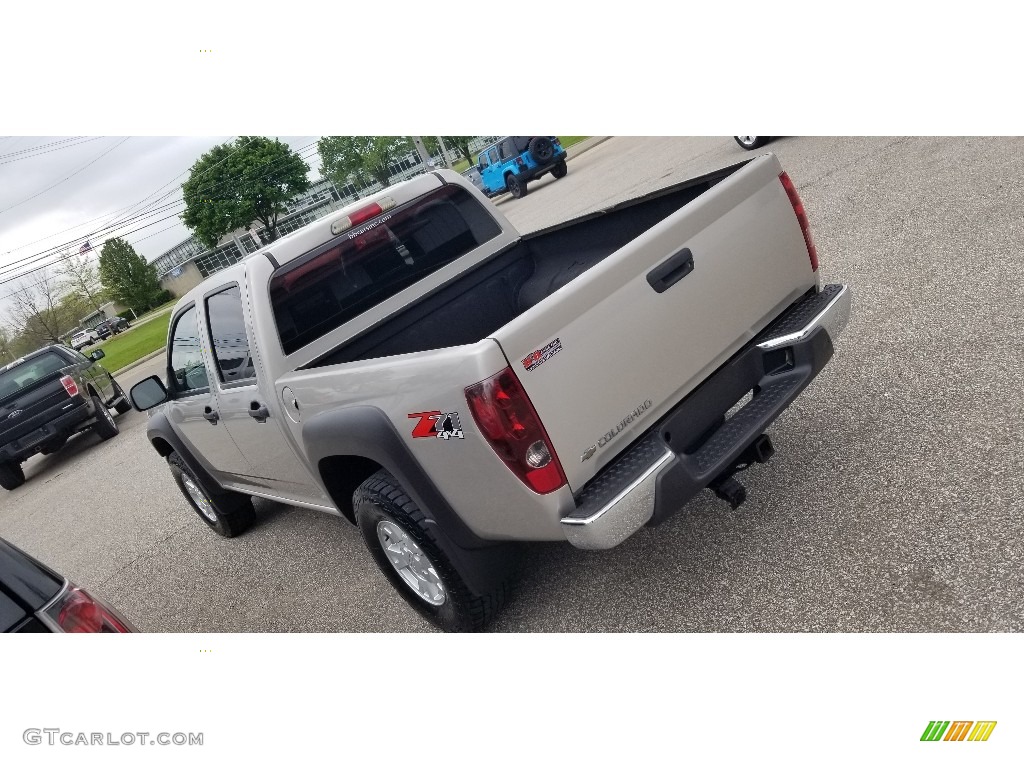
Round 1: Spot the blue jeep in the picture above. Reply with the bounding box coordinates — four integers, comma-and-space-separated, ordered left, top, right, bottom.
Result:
475, 136, 568, 199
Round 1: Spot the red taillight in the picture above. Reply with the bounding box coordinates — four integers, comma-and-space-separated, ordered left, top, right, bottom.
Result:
465, 368, 567, 494
779, 172, 818, 272
60, 375, 79, 397
48, 586, 133, 633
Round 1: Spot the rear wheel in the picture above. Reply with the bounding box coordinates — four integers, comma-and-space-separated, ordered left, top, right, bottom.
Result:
167, 451, 255, 537
0, 462, 25, 491
506, 174, 527, 199
91, 395, 119, 440
551, 160, 568, 179
354, 470, 512, 632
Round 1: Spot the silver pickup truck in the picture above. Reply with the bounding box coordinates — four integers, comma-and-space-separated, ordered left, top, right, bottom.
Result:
130, 154, 851, 631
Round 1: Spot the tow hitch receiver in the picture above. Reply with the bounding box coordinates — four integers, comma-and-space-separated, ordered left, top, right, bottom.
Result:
709, 476, 747, 510
707, 434, 776, 510
743, 434, 775, 464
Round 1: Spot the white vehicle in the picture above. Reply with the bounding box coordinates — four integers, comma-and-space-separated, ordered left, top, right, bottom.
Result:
69, 329, 100, 351
130, 156, 851, 631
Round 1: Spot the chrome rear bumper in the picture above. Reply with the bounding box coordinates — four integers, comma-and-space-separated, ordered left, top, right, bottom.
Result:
561, 283, 852, 550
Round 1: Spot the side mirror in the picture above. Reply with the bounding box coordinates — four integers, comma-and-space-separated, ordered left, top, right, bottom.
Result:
130, 375, 169, 411
89, 349, 105, 361
477, 164, 484, 172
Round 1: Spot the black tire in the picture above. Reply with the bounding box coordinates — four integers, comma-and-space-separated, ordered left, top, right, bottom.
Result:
551, 159, 568, 179
506, 173, 527, 199
167, 451, 255, 537
528, 136, 555, 163
91, 395, 119, 440
734, 136, 770, 150
111, 380, 132, 414
354, 470, 512, 632
0, 462, 25, 491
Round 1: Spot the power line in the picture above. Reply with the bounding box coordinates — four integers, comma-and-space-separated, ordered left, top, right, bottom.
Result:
0, 138, 130, 215
0, 137, 107, 166
96, 136, 247, 233
0, 136, 88, 160
0, 138, 238, 257
0, 207, 188, 291
1, 138, 320, 263
0, 195, 189, 277
2, 140, 319, 268
0, 138, 338, 308
0, 141, 322, 284
1, 190, 188, 256
2, 142, 322, 275
131, 221, 186, 244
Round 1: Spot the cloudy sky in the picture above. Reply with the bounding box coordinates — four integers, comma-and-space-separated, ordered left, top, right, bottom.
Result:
0, 136, 321, 306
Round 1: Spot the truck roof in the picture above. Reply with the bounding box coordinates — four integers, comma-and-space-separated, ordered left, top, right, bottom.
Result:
0, 345, 65, 374
172, 171, 457, 312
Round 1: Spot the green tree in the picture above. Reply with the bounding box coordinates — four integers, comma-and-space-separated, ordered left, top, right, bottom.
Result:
181, 136, 311, 248
98, 238, 163, 314
60, 248, 107, 313
318, 136, 412, 191
424, 136, 476, 165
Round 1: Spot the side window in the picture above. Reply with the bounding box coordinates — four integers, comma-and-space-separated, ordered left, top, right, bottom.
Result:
479, 153, 489, 169
205, 285, 256, 384
169, 306, 209, 393
488, 149, 499, 165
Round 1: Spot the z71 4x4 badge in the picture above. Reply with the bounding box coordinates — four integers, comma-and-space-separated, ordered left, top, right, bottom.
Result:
408, 411, 465, 440
522, 338, 562, 372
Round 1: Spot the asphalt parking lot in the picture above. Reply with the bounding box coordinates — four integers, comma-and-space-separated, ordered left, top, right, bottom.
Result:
2, 136, 1022, 632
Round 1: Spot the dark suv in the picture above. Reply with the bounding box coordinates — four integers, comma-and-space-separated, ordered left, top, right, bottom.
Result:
0, 345, 131, 490
96, 316, 130, 337
475, 136, 568, 199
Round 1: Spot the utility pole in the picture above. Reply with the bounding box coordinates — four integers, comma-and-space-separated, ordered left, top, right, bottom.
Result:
411, 136, 434, 170
437, 137, 456, 168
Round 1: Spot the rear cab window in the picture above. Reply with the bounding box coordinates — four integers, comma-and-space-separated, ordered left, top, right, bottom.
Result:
269, 184, 501, 355
204, 285, 256, 385
0, 351, 75, 402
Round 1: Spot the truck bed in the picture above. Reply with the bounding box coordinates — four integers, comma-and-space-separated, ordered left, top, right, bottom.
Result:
304, 161, 748, 368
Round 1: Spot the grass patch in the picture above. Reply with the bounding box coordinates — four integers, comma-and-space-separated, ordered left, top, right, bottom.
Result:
133, 299, 177, 324
91, 312, 171, 373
